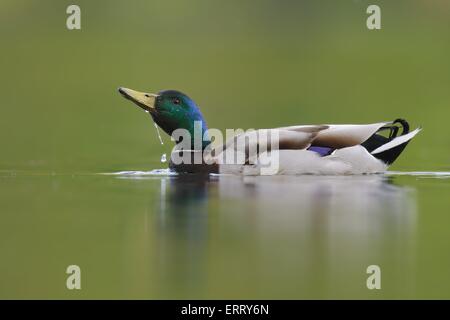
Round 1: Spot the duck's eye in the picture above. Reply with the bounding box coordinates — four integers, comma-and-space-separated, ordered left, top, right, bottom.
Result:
172, 98, 181, 105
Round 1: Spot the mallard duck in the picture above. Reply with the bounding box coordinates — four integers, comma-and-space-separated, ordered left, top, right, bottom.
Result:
118, 87, 421, 175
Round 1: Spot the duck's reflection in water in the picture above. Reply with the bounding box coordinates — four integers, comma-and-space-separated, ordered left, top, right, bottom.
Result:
153, 174, 212, 298
153, 174, 416, 298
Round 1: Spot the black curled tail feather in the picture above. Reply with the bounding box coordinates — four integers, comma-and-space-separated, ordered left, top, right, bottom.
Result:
393, 118, 409, 135
361, 119, 418, 165
361, 119, 410, 153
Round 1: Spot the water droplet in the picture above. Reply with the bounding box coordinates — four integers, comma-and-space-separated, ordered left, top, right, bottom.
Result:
161, 153, 167, 163
154, 123, 164, 145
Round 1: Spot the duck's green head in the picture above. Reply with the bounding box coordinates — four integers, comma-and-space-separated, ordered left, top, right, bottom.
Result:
118, 87, 209, 149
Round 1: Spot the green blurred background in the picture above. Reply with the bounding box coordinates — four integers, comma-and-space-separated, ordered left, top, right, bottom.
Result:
0, 0, 449, 172
0, 0, 450, 299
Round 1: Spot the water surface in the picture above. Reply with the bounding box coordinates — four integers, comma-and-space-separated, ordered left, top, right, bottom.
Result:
1, 170, 449, 299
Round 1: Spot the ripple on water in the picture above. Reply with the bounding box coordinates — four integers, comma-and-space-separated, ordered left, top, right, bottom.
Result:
386, 171, 450, 179
101, 170, 450, 179
105, 168, 177, 176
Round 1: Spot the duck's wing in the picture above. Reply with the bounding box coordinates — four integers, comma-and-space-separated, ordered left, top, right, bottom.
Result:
210, 122, 386, 160
210, 126, 328, 160
279, 122, 391, 148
